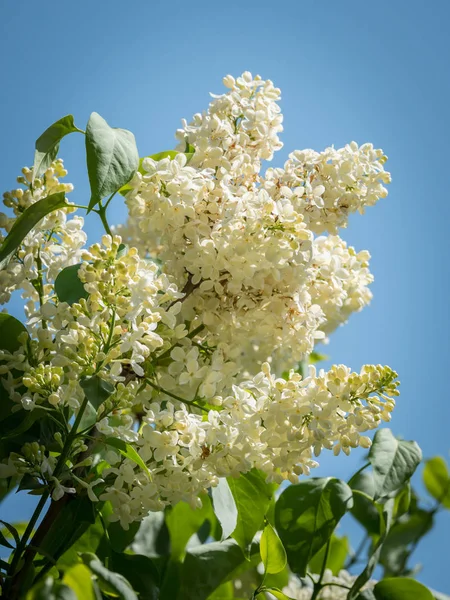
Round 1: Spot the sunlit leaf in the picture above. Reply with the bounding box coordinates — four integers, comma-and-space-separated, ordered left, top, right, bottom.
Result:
33, 115, 83, 180
260, 522, 287, 575
275, 477, 353, 577
86, 112, 139, 211
374, 577, 434, 599
211, 478, 238, 540
0, 192, 68, 269
227, 469, 274, 554
369, 429, 422, 499
423, 456, 450, 509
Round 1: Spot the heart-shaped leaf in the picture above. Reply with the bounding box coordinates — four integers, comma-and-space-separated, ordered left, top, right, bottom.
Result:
369, 429, 422, 499
86, 112, 139, 211
275, 477, 353, 577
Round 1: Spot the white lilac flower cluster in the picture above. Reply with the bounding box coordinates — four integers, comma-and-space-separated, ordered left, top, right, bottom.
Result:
123, 71, 389, 373
0, 73, 397, 527
0, 160, 86, 307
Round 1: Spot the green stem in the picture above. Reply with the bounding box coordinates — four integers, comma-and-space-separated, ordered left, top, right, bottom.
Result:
6, 394, 90, 595
5, 491, 50, 590
98, 206, 112, 236
311, 537, 331, 600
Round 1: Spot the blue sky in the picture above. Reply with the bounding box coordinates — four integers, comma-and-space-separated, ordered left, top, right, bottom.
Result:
1, 0, 449, 592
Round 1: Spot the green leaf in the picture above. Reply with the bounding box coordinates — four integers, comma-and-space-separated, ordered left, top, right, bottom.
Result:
54, 264, 89, 305
179, 539, 246, 600
262, 589, 295, 600
40, 495, 97, 563
423, 456, 450, 509
349, 471, 381, 534
108, 519, 140, 553
275, 477, 353, 577
260, 522, 287, 575
227, 469, 274, 553
109, 551, 160, 600
369, 429, 422, 499
104, 437, 152, 480
0, 314, 28, 353
62, 564, 96, 600
308, 535, 349, 576
80, 375, 115, 410
380, 509, 433, 576
348, 498, 394, 600
0, 529, 14, 548
56, 514, 104, 570
211, 478, 238, 540
26, 577, 77, 600
0, 519, 20, 545
393, 483, 411, 518
0, 192, 68, 269
86, 112, 139, 211
81, 552, 138, 600
131, 511, 170, 558
165, 494, 213, 560
33, 115, 83, 180
374, 577, 434, 600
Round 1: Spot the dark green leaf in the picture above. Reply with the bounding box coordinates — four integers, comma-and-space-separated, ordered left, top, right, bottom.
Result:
0, 192, 68, 269
374, 577, 434, 599
227, 469, 274, 554
349, 471, 381, 534
380, 509, 433, 576
81, 552, 138, 600
107, 519, 140, 553
260, 522, 287, 575
348, 498, 394, 600
0, 313, 28, 353
159, 559, 182, 600
423, 456, 450, 509
80, 375, 114, 410
211, 478, 238, 540
104, 437, 152, 479
0, 529, 14, 548
33, 115, 83, 180
275, 477, 353, 577
0, 519, 20, 545
369, 429, 422, 499
179, 539, 245, 600
40, 495, 97, 562
308, 535, 349, 576
55, 264, 89, 305
86, 112, 139, 211
110, 551, 160, 600
56, 514, 104, 570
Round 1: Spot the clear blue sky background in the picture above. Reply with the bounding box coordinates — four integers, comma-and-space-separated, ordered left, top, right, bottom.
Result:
1, 0, 449, 593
